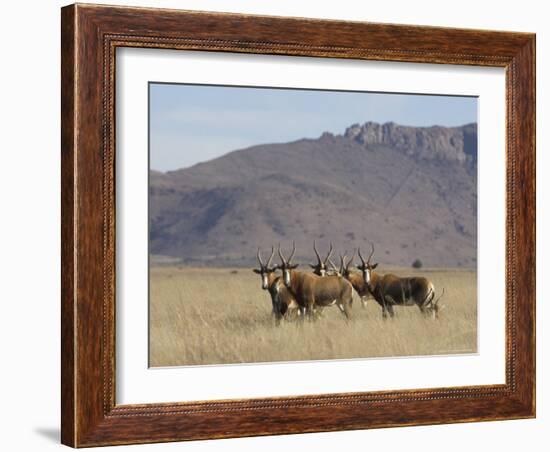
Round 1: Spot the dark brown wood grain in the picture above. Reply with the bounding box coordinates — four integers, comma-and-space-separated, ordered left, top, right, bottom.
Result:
61, 3, 536, 447
60, 5, 76, 446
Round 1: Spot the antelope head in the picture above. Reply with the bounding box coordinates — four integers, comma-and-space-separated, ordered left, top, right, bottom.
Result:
339, 249, 356, 278
357, 242, 378, 285
309, 241, 335, 277
278, 242, 298, 287
252, 246, 276, 290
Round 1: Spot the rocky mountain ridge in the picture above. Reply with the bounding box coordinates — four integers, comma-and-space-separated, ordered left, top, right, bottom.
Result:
149, 121, 478, 268
344, 121, 477, 169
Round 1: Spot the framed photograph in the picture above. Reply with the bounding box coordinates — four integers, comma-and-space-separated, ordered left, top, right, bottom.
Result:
61, 3, 535, 447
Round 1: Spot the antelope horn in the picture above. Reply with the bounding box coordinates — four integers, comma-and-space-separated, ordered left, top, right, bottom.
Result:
346, 249, 356, 270
358, 247, 366, 265
288, 241, 296, 263
257, 247, 264, 266
313, 240, 322, 264
278, 243, 286, 263
367, 241, 375, 263
266, 246, 275, 268
327, 257, 339, 273
324, 242, 334, 264
339, 251, 348, 274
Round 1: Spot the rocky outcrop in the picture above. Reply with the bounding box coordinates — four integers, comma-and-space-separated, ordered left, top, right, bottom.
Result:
344, 121, 477, 169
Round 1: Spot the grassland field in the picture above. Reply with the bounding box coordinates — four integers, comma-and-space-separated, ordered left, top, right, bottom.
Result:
149, 266, 477, 367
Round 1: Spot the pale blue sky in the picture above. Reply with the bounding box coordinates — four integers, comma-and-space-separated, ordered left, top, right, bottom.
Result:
150, 83, 477, 172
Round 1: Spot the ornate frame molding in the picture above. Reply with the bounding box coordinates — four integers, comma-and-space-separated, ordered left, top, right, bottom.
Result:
61, 4, 535, 447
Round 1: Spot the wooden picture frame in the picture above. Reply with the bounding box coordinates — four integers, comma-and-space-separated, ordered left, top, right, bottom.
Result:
61, 3, 535, 447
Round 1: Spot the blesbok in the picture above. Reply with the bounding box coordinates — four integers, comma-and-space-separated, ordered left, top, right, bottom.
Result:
309, 241, 338, 277
339, 250, 371, 308
277, 243, 353, 321
356, 244, 444, 319
252, 247, 299, 323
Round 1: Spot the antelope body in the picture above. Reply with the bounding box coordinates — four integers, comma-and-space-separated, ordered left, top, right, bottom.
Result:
357, 245, 443, 319
278, 244, 353, 321
339, 251, 371, 308
253, 248, 299, 323
369, 273, 437, 318
267, 274, 300, 322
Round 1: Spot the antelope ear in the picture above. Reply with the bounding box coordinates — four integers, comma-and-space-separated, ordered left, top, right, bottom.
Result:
290, 263, 299, 269
356, 264, 362, 269
309, 264, 317, 269
252, 269, 261, 274
372, 263, 378, 269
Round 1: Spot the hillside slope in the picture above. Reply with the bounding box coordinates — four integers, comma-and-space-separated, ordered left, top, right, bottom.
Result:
150, 122, 477, 268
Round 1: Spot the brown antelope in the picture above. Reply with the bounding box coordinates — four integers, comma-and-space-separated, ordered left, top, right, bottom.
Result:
252, 247, 299, 323
339, 250, 371, 308
277, 243, 353, 321
309, 241, 338, 276
356, 244, 443, 319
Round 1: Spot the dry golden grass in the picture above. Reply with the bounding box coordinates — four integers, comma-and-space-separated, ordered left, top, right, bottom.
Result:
149, 266, 477, 367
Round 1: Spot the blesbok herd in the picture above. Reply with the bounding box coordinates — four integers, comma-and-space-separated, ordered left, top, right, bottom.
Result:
253, 242, 444, 323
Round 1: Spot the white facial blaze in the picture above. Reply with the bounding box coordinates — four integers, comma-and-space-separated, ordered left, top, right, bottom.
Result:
365, 268, 371, 285
262, 274, 268, 289
284, 269, 291, 287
